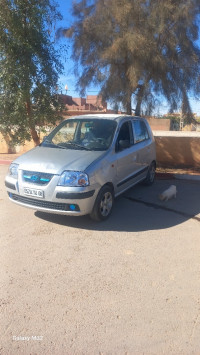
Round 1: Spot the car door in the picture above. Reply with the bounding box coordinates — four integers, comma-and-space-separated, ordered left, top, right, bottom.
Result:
132, 119, 153, 175
114, 120, 141, 195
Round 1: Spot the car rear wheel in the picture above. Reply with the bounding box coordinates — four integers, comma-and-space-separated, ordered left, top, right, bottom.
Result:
143, 162, 156, 185
90, 185, 114, 222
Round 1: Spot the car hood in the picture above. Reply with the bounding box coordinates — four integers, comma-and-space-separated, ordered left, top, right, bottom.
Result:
14, 146, 104, 174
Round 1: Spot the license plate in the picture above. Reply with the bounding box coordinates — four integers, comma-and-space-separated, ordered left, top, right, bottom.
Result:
24, 187, 44, 198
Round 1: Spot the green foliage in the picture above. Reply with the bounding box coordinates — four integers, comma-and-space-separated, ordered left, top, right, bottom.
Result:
0, 0, 64, 146
60, 0, 200, 117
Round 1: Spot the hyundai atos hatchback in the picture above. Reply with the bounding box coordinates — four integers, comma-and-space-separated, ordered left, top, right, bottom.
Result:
5, 114, 156, 221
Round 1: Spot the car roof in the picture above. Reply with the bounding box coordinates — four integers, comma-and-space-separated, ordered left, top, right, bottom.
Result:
65, 114, 143, 123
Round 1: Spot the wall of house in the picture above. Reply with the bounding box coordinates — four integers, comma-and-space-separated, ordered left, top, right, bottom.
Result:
73, 97, 86, 106
146, 118, 170, 130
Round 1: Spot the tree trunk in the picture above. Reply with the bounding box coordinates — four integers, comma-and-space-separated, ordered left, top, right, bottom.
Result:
25, 100, 40, 146
126, 91, 132, 115
2, 133, 16, 153
135, 85, 144, 116
181, 88, 194, 125
30, 127, 40, 146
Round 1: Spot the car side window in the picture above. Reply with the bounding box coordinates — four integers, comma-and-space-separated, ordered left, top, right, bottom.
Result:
115, 121, 132, 151
132, 120, 149, 144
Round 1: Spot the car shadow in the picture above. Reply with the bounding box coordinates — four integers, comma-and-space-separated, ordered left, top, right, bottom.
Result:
35, 179, 200, 232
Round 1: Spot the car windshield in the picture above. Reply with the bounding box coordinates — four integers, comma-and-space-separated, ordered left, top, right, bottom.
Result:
41, 118, 117, 151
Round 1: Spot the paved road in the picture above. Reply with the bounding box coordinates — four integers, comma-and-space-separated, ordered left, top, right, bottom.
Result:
1, 164, 200, 354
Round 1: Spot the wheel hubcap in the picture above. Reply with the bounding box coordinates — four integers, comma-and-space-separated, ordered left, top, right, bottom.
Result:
100, 192, 113, 217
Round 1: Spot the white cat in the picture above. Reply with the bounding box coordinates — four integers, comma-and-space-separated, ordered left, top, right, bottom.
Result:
159, 185, 177, 201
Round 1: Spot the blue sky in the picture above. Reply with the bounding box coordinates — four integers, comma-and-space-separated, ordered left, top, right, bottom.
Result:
55, 1, 80, 96
55, 0, 101, 98
55, 0, 200, 116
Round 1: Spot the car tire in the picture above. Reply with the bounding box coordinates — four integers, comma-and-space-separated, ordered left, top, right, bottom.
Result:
90, 185, 114, 222
143, 161, 156, 185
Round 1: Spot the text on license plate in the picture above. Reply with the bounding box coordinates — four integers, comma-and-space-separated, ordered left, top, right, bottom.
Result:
24, 187, 44, 198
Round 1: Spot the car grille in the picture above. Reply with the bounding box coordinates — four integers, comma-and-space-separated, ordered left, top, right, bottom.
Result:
22, 170, 54, 185
9, 193, 80, 212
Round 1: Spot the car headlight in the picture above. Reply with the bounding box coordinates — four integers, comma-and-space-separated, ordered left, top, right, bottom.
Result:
9, 163, 19, 179
58, 171, 89, 187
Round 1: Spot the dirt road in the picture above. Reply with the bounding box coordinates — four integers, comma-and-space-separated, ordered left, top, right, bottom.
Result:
1, 164, 200, 354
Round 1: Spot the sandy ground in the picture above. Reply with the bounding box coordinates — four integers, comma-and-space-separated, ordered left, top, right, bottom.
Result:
1, 164, 200, 354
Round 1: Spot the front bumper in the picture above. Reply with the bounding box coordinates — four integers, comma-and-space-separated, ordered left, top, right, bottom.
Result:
5, 172, 98, 216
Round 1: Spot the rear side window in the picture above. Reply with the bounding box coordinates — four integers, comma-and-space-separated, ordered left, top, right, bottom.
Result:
132, 120, 149, 144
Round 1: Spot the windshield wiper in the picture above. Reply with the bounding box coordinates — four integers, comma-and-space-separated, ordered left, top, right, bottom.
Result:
63, 142, 91, 150
42, 140, 91, 150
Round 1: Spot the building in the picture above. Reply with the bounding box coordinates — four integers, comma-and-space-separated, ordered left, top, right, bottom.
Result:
60, 94, 108, 116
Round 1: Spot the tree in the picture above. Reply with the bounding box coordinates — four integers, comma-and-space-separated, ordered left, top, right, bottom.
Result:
143, 0, 200, 122
59, 0, 200, 117
0, 0, 64, 147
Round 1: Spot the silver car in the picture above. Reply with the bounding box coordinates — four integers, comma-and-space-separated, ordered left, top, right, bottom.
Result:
5, 114, 156, 221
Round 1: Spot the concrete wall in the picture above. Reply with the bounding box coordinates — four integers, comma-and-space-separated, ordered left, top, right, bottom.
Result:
154, 131, 200, 168
1, 130, 200, 169
0, 133, 35, 154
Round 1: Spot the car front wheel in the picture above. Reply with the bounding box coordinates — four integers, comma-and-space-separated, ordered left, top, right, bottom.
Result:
90, 185, 114, 222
